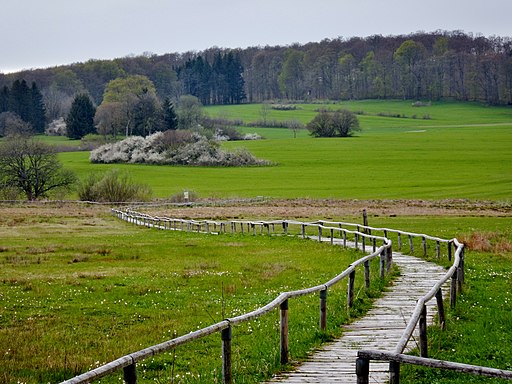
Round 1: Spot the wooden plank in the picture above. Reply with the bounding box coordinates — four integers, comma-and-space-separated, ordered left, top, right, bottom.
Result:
265, 254, 448, 383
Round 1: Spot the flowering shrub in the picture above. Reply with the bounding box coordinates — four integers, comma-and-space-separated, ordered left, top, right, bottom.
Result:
90, 131, 270, 166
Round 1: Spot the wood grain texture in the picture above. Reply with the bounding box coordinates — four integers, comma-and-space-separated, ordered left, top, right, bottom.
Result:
266, 253, 448, 383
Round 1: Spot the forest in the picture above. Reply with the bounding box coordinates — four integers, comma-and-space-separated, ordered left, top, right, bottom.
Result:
0, 30, 511, 125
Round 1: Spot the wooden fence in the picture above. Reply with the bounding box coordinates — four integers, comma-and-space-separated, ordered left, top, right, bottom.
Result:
61, 210, 394, 384
353, 235, 512, 382
63, 210, 507, 383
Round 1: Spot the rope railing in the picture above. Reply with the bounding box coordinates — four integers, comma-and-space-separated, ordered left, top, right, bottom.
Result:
61, 210, 394, 384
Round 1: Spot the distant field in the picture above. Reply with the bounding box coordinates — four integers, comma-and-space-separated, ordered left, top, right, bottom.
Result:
58, 100, 512, 201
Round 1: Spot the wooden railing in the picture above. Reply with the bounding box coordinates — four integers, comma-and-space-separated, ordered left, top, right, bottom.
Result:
61, 210, 394, 384
355, 235, 512, 382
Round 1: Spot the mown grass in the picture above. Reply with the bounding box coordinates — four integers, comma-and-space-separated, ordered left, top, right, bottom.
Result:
52, 100, 512, 201
0, 205, 390, 384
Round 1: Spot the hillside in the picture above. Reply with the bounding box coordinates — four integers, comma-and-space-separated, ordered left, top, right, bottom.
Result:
1, 31, 511, 116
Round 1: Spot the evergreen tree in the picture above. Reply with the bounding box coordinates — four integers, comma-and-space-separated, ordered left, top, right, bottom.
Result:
0, 86, 9, 113
29, 82, 46, 134
9, 80, 32, 123
226, 52, 246, 104
162, 97, 178, 130
66, 94, 96, 139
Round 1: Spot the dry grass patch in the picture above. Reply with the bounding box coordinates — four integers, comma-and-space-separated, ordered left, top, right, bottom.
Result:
461, 231, 512, 254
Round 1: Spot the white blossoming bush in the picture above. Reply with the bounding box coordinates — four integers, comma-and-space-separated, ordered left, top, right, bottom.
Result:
90, 131, 270, 166
242, 133, 262, 140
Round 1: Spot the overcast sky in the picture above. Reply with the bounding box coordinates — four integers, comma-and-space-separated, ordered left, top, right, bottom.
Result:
1, 0, 511, 73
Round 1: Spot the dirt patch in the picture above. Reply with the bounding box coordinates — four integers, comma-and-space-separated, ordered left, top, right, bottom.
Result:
1, 198, 510, 222
140, 198, 512, 220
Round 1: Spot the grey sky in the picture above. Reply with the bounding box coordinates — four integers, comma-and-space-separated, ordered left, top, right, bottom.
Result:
1, 0, 510, 73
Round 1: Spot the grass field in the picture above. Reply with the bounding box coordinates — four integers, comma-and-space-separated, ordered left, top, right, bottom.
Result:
1, 205, 510, 383
0, 204, 390, 384
2, 100, 511, 383
56, 100, 512, 201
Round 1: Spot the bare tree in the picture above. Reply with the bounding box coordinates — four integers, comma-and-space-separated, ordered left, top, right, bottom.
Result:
0, 137, 77, 200
0, 112, 33, 137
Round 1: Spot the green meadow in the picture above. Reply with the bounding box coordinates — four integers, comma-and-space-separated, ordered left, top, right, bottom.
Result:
1, 100, 511, 383
59, 100, 512, 201
0, 205, 388, 383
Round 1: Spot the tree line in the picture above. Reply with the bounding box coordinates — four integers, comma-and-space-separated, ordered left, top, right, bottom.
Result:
0, 31, 511, 126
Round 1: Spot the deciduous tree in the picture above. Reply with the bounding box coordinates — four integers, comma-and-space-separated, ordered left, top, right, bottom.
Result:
307, 110, 360, 137
0, 136, 76, 200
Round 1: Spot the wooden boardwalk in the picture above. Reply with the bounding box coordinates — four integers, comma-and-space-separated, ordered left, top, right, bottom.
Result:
266, 253, 447, 383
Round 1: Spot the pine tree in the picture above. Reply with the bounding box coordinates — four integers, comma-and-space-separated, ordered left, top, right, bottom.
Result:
0, 86, 9, 113
30, 82, 46, 134
9, 80, 32, 123
66, 94, 96, 139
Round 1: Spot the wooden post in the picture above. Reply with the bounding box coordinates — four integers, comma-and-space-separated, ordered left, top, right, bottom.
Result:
380, 251, 385, 279
319, 289, 327, 331
409, 235, 414, 253
123, 362, 137, 384
450, 269, 457, 308
363, 209, 368, 228
422, 236, 427, 257
385, 245, 392, 273
435, 288, 446, 330
280, 300, 289, 365
448, 241, 452, 261
348, 270, 356, 308
343, 231, 347, 248
283, 222, 288, 235
457, 260, 463, 294
301, 224, 306, 239
364, 260, 371, 289
355, 233, 359, 250
356, 357, 370, 384
318, 226, 322, 242
389, 361, 400, 384
362, 235, 366, 253
419, 304, 428, 358
459, 247, 465, 284
372, 238, 376, 253
221, 326, 232, 384
398, 233, 402, 250
330, 228, 334, 245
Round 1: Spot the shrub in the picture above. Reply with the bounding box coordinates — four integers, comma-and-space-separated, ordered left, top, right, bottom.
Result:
78, 169, 152, 202
247, 119, 304, 129
90, 131, 269, 167
242, 133, 263, 140
271, 104, 298, 111
307, 109, 360, 138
